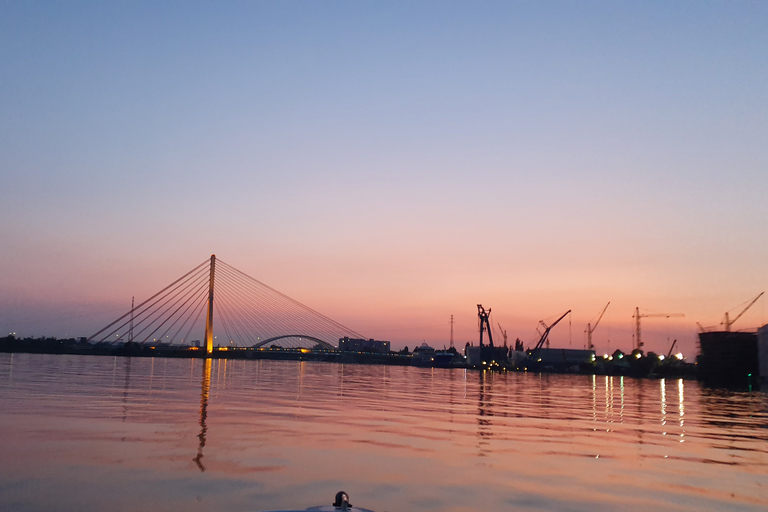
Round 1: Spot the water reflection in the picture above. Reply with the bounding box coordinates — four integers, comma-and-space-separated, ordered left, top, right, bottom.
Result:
476, 371, 494, 456
2, 355, 768, 512
661, 378, 667, 436
699, 387, 768, 444
194, 358, 211, 472
591, 375, 626, 432
122, 357, 131, 422
678, 379, 685, 444
0, 352, 14, 382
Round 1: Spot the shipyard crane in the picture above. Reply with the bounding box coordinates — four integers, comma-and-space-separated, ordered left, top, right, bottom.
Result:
477, 304, 494, 348
666, 339, 678, 360
530, 310, 571, 357
585, 302, 610, 350
722, 292, 764, 332
633, 307, 684, 352
497, 322, 508, 347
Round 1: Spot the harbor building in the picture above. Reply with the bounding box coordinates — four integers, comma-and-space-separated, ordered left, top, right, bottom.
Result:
338, 337, 391, 353
758, 324, 768, 387
698, 331, 758, 388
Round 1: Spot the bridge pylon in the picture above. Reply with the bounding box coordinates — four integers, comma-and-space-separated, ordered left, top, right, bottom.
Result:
88, 254, 365, 351
204, 254, 216, 355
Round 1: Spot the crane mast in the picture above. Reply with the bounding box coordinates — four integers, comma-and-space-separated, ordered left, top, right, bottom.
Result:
586, 301, 610, 350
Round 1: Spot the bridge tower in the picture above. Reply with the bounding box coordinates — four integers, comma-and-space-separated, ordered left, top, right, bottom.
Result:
204, 254, 216, 354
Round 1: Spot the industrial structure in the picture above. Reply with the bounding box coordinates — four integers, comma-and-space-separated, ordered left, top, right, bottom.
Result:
524, 310, 597, 371
697, 292, 765, 388
338, 337, 391, 353
530, 309, 571, 358
465, 304, 510, 367
721, 292, 764, 332
585, 302, 610, 351
632, 307, 684, 351
698, 331, 759, 388
75, 256, 766, 385
759, 325, 768, 388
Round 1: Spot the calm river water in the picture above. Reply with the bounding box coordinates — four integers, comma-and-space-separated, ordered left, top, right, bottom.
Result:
1, 353, 767, 512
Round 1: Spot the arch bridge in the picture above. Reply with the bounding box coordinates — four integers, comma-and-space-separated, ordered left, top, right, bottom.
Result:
253, 335, 336, 350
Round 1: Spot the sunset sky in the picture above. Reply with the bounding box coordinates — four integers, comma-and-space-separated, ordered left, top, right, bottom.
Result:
1, 2, 767, 356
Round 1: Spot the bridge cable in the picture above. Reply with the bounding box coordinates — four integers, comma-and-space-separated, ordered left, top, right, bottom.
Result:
90, 263, 209, 343
215, 262, 354, 346
218, 259, 365, 339
87, 259, 209, 342
214, 264, 338, 346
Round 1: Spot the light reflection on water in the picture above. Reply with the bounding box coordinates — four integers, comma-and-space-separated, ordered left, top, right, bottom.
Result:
1, 353, 767, 512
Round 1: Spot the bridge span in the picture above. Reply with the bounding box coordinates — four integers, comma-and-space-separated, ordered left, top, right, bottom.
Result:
88, 255, 365, 355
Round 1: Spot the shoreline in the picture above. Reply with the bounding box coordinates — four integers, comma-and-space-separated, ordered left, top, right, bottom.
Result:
0, 336, 704, 383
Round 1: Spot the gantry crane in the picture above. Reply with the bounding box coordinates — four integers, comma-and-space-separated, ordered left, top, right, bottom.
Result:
585, 302, 610, 350
722, 292, 764, 332
633, 307, 684, 352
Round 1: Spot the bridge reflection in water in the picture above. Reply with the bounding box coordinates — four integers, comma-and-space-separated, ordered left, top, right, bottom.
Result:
194, 358, 212, 471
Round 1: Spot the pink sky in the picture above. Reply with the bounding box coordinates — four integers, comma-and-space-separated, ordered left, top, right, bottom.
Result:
1, 3, 767, 358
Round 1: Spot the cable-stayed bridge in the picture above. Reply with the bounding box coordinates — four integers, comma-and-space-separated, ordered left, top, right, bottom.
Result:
88, 255, 366, 354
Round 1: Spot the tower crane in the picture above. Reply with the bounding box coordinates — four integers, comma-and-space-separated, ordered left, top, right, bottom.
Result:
633, 307, 684, 352
585, 302, 610, 350
722, 292, 764, 332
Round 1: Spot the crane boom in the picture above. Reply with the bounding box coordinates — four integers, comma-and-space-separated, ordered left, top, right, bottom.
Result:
633, 307, 684, 351
497, 322, 508, 346
666, 339, 678, 359
723, 292, 764, 331
586, 302, 610, 350
593, 302, 610, 331
531, 310, 571, 355
667, 338, 677, 359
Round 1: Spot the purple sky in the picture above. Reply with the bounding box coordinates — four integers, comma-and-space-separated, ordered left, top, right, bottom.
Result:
1, 1, 767, 356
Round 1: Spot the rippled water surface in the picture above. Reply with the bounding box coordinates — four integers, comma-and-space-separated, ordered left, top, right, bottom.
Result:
1, 353, 767, 512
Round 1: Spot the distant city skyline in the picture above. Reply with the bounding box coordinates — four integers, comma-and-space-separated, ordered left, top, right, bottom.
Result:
2, 2, 767, 357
